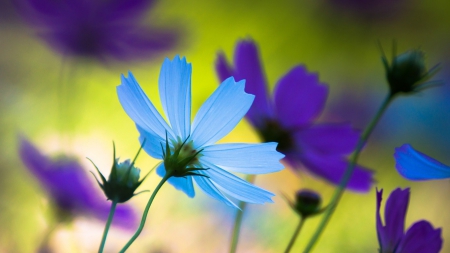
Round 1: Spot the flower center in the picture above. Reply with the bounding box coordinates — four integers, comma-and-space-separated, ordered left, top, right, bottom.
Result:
163, 138, 203, 177
258, 119, 295, 153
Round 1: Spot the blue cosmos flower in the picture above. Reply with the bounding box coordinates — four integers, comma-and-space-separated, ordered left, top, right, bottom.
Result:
14, 0, 179, 62
376, 188, 442, 253
19, 137, 138, 229
395, 144, 450, 180
216, 39, 373, 192
117, 56, 284, 207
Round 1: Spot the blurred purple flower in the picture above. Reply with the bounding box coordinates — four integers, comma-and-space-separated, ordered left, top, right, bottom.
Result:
19, 137, 137, 229
216, 39, 373, 192
14, 0, 179, 62
325, 0, 405, 21
395, 144, 450, 180
376, 188, 442, 253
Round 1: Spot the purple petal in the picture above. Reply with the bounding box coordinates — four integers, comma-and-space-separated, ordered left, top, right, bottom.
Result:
378, 188, 410, 252
397, 221, 443, 253
296, 152, 373, 192
395, 144, 450, 180
376, 189, 385, 250
220, 39, 273, 128
18, 137, 137, 229
14, 0, 179, 62
215, 51, 234, 83
273, 65, 328, 128
295, 123, 359, 156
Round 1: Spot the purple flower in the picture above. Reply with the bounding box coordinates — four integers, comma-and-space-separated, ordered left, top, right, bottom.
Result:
395, 144, 450, 180
18, 137, 137, 229
14, 0, 179, 62
216, 39, 373, 192
376, 188, 442, 253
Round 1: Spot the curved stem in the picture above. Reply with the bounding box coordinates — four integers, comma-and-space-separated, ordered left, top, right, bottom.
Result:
303, 93, 394, 253
119, 173, 172, 253
229, 174, 255, 253
98, 200, 118, 253
285, 217, 306, 253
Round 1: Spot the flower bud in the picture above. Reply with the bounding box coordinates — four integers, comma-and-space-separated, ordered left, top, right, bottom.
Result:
294, 189, 322, 217
90, 143, 148, 203
381, 46, 440, 95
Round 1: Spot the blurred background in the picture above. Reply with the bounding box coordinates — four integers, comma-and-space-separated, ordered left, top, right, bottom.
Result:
1, 0, 450, 252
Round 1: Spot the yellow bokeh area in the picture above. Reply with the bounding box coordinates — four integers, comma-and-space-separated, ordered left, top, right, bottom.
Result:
1, 0, 450, 252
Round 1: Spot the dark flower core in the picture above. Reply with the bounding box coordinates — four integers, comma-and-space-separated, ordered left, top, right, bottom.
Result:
164, 138, 204, 177
259, 119, 294, 153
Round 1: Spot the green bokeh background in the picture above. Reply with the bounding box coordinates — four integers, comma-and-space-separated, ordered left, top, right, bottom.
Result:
1, 0, 450, 252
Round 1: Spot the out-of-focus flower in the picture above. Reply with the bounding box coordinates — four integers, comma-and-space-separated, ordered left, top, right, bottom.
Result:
394, 144, 450, 180
216, 39, 373, 192
325, 0, 405, 21
14, 0, 179, 62
90, 143, 148, 203
376, 188, 442, 253
117, 56, 284, 208
286, 189, 323, 218
18, 137, 137, 228
382, 48, 440, 96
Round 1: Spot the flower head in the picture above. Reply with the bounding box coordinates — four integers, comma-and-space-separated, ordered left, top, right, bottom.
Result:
18, 137, 137, 228
394, 144, 450, 180
117, 56, 284, 207
381, 45, 440, 96
376, 188, 442, 253
90, 143, 148, 203
15, 0, 179, 62
216, 39, 373, 192
285, 189, 323, 218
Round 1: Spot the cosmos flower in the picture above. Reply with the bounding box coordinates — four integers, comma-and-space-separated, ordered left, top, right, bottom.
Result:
117, 56, 284, 207
18, 137, 137, 228
376, 188, 442, 253
395, 144, 450, 180
216, 39, 373, 192
14, 0, 179, 62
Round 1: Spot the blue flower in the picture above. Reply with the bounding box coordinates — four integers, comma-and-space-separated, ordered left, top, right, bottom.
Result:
117, 56, 284, 207
395, 144, 450, 180
18, 137, 138, 228
376, 188, 442, 253
15, 0, 179, 62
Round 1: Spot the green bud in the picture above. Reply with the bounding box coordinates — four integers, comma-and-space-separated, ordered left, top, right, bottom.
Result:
381, 45, 440, 95
89, 143, 148, 203
294, 189, 322, 217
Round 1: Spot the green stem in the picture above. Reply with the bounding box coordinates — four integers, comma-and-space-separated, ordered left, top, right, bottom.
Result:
119, 173, 172, 253
285, 217, 306, 253
229, 174, 255, 253
303, 93, 394, 253
98, 200, 118, 253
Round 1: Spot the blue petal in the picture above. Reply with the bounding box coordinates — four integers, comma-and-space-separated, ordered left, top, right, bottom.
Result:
200, 143, 284, 174
137, 125, 164, 159
395, 144, 450, 180
191, 77, 254, 148
201, 160, 275, 204
193, 173, 238, 208
156, 164, 195, 197
117, 71, 175, 140
159, 56, 192, 140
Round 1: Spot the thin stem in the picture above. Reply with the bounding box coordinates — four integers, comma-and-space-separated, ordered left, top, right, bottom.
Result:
229, 174, 255, 253
119, 173, 172, 253
303, 93, 394, 253
98, 200, 118, 253
285, 217, 306, 253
